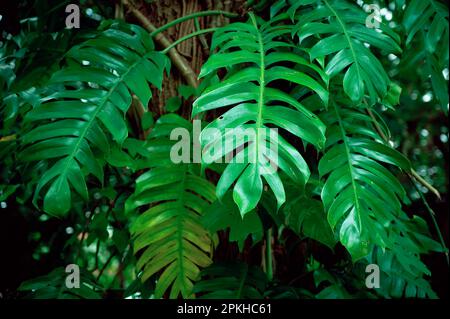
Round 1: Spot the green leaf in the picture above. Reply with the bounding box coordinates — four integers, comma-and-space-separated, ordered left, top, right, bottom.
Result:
113, 229, 129, 253
426, 54, 449, 112
0, 184, 19, 201
193, 14, 327, 216
283, 196, 336, 249
202, 192, 263, 250
106, 146, 134, 168
403, 0, 448, 52
343, 64, 363, 103
368, 214, 442, 299
319, 101, 410, 260
141, 111, 154, 130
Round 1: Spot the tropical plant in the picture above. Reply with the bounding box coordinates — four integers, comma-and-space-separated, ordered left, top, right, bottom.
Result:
0, 0, 448, 300
125, 114, 216, 298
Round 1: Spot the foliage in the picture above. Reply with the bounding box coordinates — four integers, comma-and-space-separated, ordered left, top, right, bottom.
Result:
319, 100, 410, 260
125, 114, 216, 298
193, 262, 268, 299
20, 21, 169, 216
193, 13, 328, 216
0, 0, 448, 300
18, 267, 102, 299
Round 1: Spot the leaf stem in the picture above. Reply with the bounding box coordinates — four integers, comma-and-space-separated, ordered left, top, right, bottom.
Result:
150, 10, 238, 37
161, 28, 217, 54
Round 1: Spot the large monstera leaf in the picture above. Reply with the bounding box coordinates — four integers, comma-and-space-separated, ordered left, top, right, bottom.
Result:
193, 13, 328, 216
20, 21, 169, 216
403, 0, 449, 55
126, 114, 216, 299
319, 101, 411, 260
283, 195, 336, 249
202, 192, 264, 251
368, 214, 443, 299
292, 0, 402, 104
193, 262, 268, 299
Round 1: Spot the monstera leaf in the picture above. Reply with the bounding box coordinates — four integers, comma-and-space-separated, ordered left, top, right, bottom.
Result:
292, 0, 402, 104
193, 13, 328, 216
125, 114, 216, 299
369, 214, 444, 299
282, 195, 336, 249
20, 21, 169, 216
319, 100, 411, 260
193, 262, 268, 299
